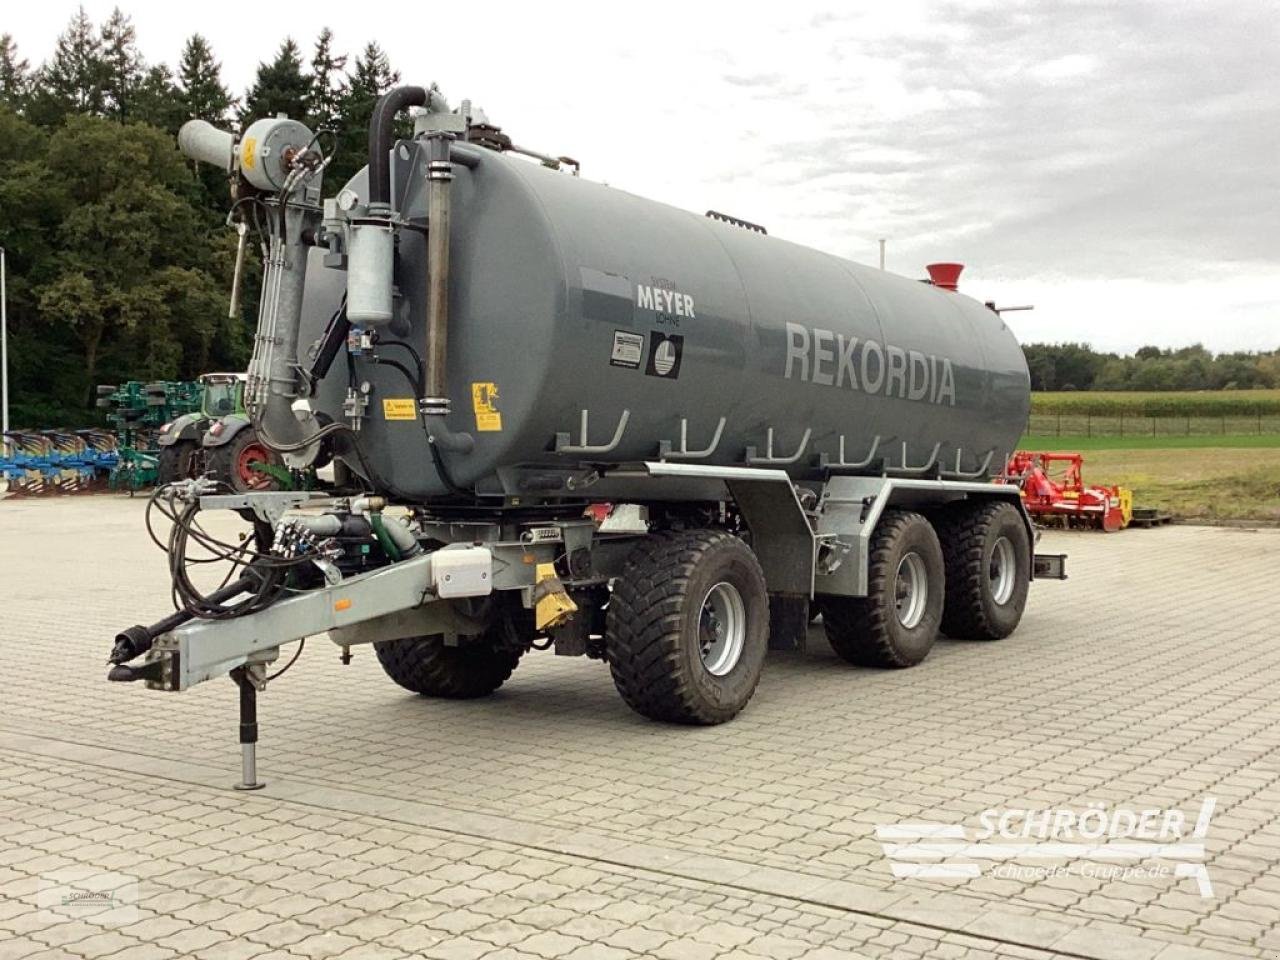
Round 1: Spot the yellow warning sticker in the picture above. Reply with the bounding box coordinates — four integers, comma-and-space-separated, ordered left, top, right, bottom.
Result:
382, 398, 417, 421
471, 382, 503, 432
241, 137, 257, 169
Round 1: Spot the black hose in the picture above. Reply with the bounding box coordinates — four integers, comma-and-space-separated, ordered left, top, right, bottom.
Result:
374, 339, 426, 390
362, 354, 469, 498
373, 356, 423, 396
267, 639, 305, 681
368, 86, 428, 207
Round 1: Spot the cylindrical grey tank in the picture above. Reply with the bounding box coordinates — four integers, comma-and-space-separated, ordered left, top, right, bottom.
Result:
302, 144, 1030, 500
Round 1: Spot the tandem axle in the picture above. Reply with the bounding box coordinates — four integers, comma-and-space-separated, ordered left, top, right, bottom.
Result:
108, 469, 1065, 788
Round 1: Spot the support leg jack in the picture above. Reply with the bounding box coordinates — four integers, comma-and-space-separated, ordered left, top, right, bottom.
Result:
231, 666, 266, 791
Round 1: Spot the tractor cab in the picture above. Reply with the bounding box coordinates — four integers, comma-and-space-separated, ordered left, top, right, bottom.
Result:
199, 374, 242, 419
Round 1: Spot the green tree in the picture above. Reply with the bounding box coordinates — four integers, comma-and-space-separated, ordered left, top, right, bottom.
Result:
1093, 358, 1133, 390
308, 27, 346, 133
28, 7, 105, 124
130, 65, 183, 133
1021, 342, 1106, 391
174, 35, 237, 212
33, 116, 230, 402
241, 38, 310, 125
330, 41, 399, 187
0, 109, 59, 289
0, 34, 30, 108
98, 7, 142, 120
1256, 353, 1280, 389
176, 34, 233, 124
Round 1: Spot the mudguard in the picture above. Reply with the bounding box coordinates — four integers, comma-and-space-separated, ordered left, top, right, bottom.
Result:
157, 413, 208, 447
201, 413, 254, 449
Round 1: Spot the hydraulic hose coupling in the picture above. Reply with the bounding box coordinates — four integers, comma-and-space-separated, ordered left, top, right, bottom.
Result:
353, 496, 422, 560
109, 625, 153, 665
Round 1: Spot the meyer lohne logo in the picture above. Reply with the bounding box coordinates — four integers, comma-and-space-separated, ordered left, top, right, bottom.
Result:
877, 797, 1217, 897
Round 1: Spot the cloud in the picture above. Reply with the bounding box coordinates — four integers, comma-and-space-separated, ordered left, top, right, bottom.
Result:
761, 1, 1280, 285
12, 0, 1274, 350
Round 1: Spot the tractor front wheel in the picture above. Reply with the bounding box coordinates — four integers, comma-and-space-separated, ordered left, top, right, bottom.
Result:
156, 441, 199, 485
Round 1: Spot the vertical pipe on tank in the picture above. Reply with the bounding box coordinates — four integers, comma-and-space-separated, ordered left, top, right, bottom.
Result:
424, 132, 454, 413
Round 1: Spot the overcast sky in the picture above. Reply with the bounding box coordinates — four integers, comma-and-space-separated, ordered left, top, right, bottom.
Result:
10, 1, 1278, 353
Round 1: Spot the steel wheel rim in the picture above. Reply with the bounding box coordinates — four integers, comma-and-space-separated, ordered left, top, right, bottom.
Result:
895, 552, 928, 629
989, 536, 1016, 605
698, 581, 746, 676
237, 443, 271, 489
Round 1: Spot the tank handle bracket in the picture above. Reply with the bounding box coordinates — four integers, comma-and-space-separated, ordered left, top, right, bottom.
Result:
897, 440, 942, 476
818, 435, 881, 471
554, 409, 630, 456
658, 417, 727, 461
942, 447, 996, 480
745, 427, 812, 466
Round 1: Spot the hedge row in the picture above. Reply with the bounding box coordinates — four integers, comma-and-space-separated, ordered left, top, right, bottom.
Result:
1030, 390, 1280, 418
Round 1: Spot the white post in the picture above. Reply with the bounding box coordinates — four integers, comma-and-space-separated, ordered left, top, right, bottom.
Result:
1, 246, 8, 435
878, 238, 886, 270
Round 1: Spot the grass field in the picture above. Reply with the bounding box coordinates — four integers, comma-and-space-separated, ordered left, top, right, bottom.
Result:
1017, 435, 1280, 522
1025, 395, 1280, 506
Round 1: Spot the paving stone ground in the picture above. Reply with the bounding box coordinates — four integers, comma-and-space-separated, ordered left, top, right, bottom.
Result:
1, 495, 1278, 959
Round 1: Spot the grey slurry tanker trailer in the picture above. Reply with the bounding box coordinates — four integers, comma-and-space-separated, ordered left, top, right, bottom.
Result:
107, 84, 1064, 786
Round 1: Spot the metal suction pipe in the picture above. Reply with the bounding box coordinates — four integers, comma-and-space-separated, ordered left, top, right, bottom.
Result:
248, 215, 313, 450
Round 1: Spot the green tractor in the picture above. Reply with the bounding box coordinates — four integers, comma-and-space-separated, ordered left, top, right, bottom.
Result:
156, 373, 284, 491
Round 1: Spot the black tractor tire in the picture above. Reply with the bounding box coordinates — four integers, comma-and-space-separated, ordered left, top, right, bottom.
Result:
374, 601, 529, 699
935, 500, 1031, 641
606, 530, 769, 725
823, 510, 945, 668
156, 441, 199, 484
207, 429, 282, 493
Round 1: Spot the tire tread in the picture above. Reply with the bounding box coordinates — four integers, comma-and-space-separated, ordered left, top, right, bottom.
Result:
374, 633, 522, 699
822, 510, 927, 668
936, 500, 1026, 641
819, 512, 942, 670
606, 530, 764, 725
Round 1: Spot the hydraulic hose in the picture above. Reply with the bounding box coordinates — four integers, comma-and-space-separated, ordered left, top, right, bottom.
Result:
368, 513, 401, 561
108, 573, 260, 665
369, 86, 434, 206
